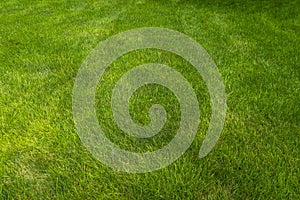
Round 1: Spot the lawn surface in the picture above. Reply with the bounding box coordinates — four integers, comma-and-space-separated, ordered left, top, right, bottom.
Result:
1, 0, 299, 199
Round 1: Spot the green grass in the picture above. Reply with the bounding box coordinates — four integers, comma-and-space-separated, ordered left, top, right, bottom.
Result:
0, 0, 299, 199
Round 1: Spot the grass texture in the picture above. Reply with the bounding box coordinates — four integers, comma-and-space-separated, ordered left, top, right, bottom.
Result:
0, 0, 299, 199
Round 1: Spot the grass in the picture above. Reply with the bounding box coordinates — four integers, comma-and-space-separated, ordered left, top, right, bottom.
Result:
0, 0, 299, 199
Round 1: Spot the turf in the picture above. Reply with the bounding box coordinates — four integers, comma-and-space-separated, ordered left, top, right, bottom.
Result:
0, 0, 299, 199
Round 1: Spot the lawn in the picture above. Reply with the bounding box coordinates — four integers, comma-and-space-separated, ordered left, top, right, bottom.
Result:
0, 0, 299, 199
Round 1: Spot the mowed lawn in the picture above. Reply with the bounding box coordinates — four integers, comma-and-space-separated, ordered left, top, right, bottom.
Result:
0, 0, 299, 199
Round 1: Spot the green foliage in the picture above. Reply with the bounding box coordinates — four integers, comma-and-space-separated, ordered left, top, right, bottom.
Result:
0, 0, 299, 199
